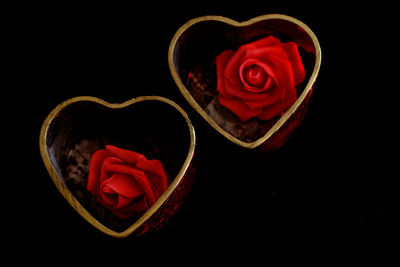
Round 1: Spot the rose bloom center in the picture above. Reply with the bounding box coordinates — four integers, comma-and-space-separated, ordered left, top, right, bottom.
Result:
243, 64, 268, 88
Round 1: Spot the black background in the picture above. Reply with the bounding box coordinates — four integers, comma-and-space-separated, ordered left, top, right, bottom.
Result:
7, 2, 399, 265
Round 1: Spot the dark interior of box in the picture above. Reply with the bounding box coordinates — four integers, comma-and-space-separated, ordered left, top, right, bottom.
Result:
172, 19, 316, 143
45, 100, 191, 231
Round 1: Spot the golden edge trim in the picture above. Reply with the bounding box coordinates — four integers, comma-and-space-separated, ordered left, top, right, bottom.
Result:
39, 96, 196, 238
168, 14, 321, 149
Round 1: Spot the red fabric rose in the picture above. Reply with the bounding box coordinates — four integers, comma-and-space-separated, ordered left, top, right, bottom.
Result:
86, 145, 168, 219
216, 36, 305, 121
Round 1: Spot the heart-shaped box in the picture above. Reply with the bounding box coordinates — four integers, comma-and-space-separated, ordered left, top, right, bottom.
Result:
39, 96, 196, 238
169, 14, 321, 151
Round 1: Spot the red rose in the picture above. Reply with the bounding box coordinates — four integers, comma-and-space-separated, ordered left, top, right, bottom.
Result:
86, 145, 168, 219
216, 35, 305, 121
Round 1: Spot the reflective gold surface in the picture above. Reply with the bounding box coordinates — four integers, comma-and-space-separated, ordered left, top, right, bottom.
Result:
168, 14, 321, 149
39, 96, 196, 238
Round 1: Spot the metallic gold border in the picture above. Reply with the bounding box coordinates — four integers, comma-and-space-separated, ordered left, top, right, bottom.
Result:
168, 14, 321, 149
39, 96, 196, 238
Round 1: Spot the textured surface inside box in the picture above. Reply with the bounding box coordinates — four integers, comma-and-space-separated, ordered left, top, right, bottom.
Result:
45, 100, 191, 232
170, 16, 318, 147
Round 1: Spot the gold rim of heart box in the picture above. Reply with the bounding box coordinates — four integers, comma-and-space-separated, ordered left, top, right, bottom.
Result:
39, 96, 196, 238
168, 14, 322, 149
39, 14, 321, 238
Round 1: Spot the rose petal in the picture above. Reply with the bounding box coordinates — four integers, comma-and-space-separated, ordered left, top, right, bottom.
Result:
270, 55, 296, 93
223, 45, 285, 100
223, 46, 249, 88
282, 42, 305, 85
224, 77, 270, 101
215, 35, 302, 122
110, 197, 149, 219
105, 145, 145, 165
100, 172, 147, 210
116, 194, 135, 210
218, 94, 263, 122
98, 189, 118, 207
216, 50, 235, 96
240, 62, 265, 88
243, 56, 296, 110
101, 172, 144, 199
100, 156, 123, 186
241, 35, 280, 49
103, 163, 157, 206
244, 45, 288, 61
87, 149, 111, 195
239, 59, 279, 92
258, 89, 297, 120
243, 90, 281, 110
136, 159, 168, 198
